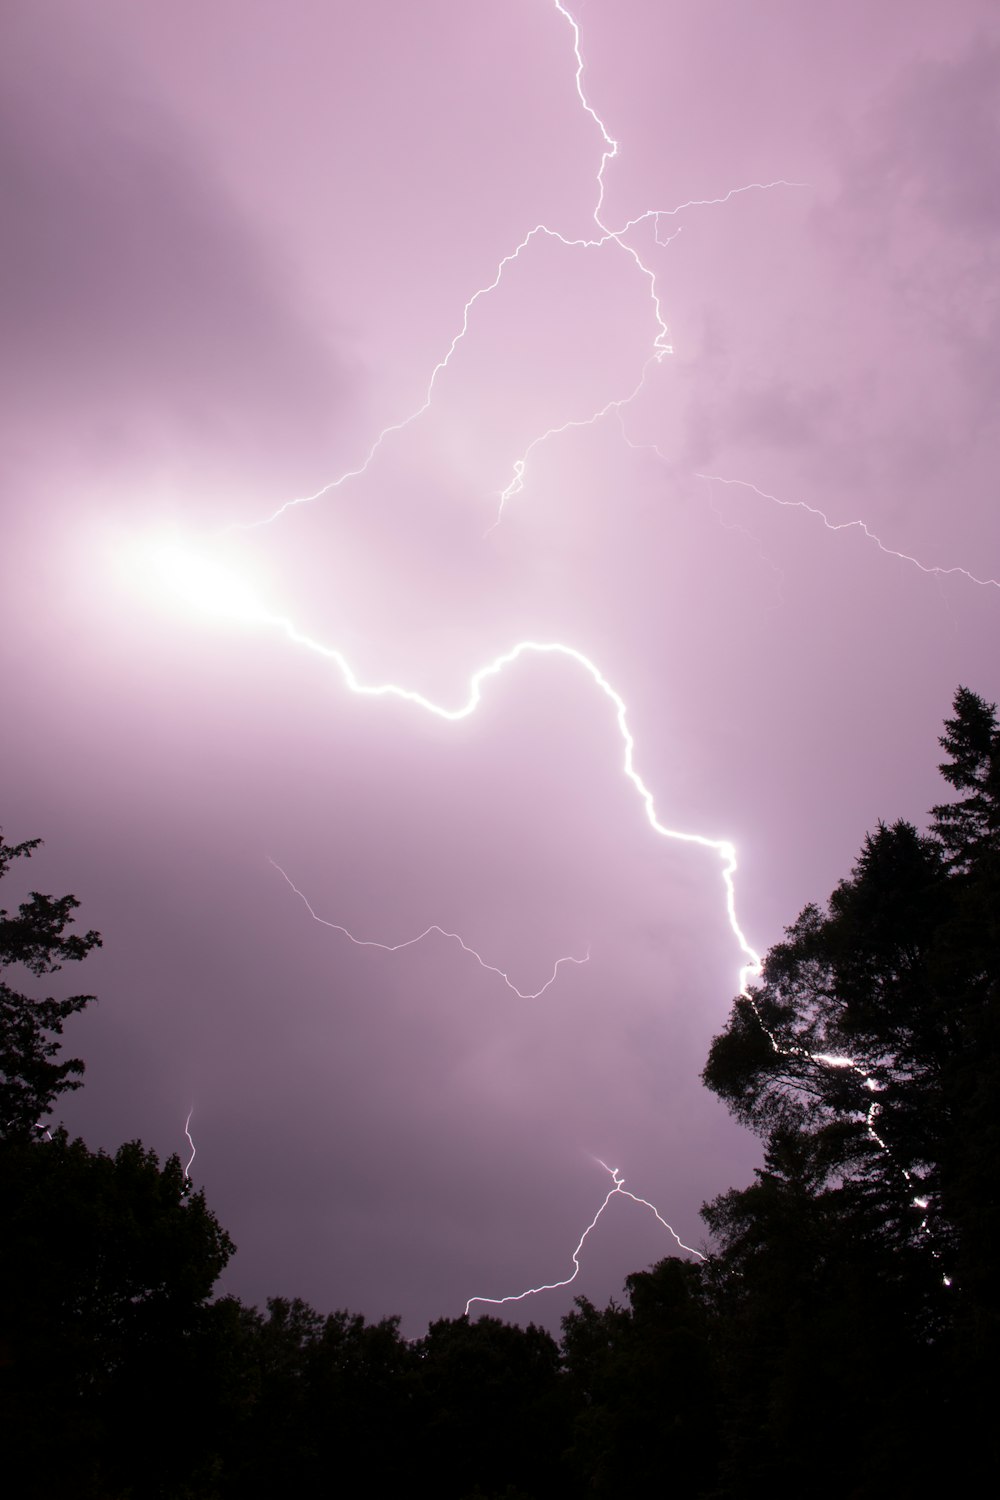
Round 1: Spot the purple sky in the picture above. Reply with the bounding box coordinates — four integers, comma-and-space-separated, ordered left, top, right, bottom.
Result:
3, 0, 999, 1334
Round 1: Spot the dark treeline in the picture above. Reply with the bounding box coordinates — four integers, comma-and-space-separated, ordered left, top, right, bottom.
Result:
2, 687, 997, 1497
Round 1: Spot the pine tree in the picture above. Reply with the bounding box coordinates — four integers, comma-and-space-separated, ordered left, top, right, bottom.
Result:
699, 688, 1000, 1488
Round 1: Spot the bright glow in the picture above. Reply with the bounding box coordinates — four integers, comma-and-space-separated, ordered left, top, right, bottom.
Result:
123, 536, 263, 622
465, 1158, 705, 1316
270, 859, 590, 1001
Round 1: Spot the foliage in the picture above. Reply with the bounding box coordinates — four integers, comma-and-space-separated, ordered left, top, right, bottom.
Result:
412, 1314, 569, 1498
560, 1259, 719, 1495
0, 1130, 236, 1499
213, 1295, 419, 1497
932, 683, 1000, 868
0, 830, 101, 1137
698, 685, 1000, 1489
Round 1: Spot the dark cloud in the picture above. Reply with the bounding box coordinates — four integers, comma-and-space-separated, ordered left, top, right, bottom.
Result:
873, 40, 1000, 233
0, 8, 349, 490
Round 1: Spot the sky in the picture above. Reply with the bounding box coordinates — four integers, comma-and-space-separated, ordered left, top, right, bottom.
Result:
2, 0, 999, 1335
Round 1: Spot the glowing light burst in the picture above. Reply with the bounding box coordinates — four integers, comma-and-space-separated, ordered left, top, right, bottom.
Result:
269, 858, 590, 1001
465, 1158, 705, 1317
697, 473, 1000, 590
120, 537, 264, 622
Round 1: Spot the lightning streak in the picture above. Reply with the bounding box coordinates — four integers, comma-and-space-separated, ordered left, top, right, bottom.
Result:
649, 180, 810, 241
269, 858, 590, 1000
465, 1158, 705, 1316
183, 1106, 197, 1182
489, 360, 658, 533
554, 0, 617, 230
743, 990, 939, 1241
698, 473, 1000, 590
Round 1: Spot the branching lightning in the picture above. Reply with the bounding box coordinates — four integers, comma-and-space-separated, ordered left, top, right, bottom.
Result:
465, 1157, 705, 1316
269, 857, 590, 1000
240, 0, 805, 533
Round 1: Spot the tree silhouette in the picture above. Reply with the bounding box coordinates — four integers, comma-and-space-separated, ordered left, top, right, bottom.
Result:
412, 1314, 568, 1497
0, 830, 101, 1138
0, 828, 237, 1497
560, 1259, 719, 1495
700, 686, 1000, 1490
1, 1130, 237, 1498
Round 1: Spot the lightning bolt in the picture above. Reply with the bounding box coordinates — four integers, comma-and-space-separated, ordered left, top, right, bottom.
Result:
269, 857, 590, 1001
697, 473, 1000, 590
465, 1157, 705, 1317
138, 540, 761, 998
183, 1106, 197, 1182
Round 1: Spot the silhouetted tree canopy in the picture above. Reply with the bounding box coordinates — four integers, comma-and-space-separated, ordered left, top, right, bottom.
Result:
0, 1130, 236, 1498
699, 684, 1000, 1491
0, 829, 101, 1138
560, 1258, 719, 1495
